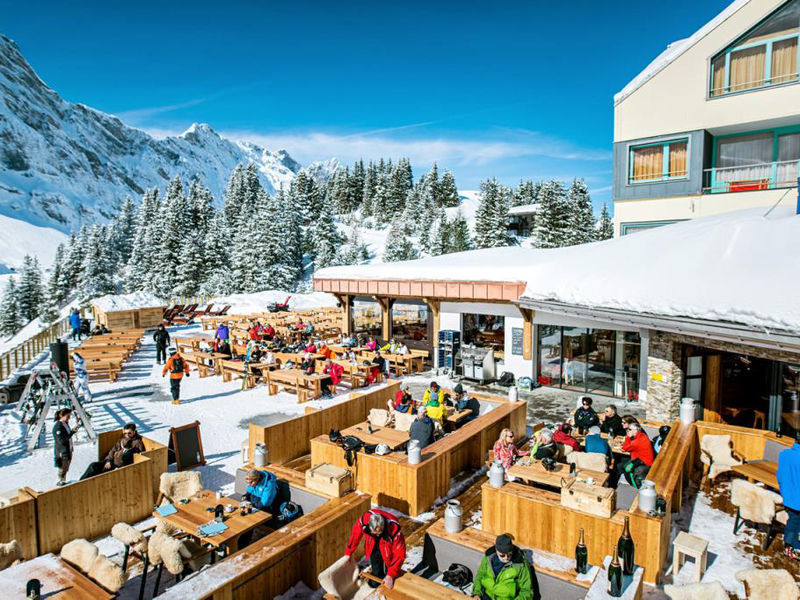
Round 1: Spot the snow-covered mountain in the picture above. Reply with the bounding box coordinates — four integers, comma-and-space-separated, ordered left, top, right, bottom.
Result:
0, 33, 301, 231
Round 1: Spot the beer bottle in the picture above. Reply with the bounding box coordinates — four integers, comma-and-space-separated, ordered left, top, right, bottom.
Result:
608, 544, 623, 597
575, 528, 588, 574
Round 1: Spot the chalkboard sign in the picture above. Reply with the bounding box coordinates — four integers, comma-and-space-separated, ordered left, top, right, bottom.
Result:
168, 421, 206, 471
511, 327, 524, 356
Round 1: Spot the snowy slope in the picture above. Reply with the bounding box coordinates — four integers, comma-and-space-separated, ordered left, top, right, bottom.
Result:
0, 34, 300, 231
0, 213, 67, 273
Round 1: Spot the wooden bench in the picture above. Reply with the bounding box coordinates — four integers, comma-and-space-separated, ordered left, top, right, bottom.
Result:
264, 368, 326, 402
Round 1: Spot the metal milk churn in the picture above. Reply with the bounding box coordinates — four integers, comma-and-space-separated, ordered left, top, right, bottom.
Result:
408, 439, 422, 465
638, 480, 657, 514
444, 499, 463, 533
489, 460, 505, 488
253, 443, 268, 468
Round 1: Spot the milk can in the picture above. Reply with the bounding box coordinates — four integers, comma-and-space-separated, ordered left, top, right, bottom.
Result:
444, 500, 463, 533
679, 397, 696, 424
638, 480, 657, 514
508, 386, 519, 402
408, 439, 422, 465
489, 461, 505, 488
253, 443, 268, 468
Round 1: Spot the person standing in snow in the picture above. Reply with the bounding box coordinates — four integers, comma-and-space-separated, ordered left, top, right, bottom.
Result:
53, 408, 79, 486
71, 351, 92, 403
214, 322, 230, 345
69, 309, 82, 341
162, 346, 189, 405
153, 323, 170, 365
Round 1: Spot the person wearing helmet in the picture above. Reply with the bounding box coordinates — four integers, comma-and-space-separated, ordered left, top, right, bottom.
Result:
651, 425, 672, 456
71, 351, 92, 403
162, 346, 189, 405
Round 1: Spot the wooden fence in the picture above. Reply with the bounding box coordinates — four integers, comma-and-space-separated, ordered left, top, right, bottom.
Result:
0, 315, 75, 382
248, 381, 400, 465
694, 420, 792, 461
0, 434, 167, 557
156, 492, 372, 600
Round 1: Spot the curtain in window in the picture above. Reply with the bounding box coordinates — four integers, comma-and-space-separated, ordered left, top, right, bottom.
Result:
668, 142, 688, 177
729, 46, 767, 91
711, 55, 727, 96
631, 146, 663, 181
716, 133, 773, 185
777, 133, 800, 184
772, 38, 799, 84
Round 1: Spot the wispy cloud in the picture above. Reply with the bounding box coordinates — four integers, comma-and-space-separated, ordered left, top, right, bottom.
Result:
115, 98, 206, 124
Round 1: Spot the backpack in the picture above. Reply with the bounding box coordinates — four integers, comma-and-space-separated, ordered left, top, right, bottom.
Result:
338, 435, 364, 467
498, 371, 515, 387
277, 501, 303, 524
442, 563, 473, 590
170, 356, 184, 374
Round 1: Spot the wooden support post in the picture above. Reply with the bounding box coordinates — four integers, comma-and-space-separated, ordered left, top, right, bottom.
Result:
703, 354, 723, 423
334, 294, 351, 336
371, 296, 392, 342
520, 308, 534, 361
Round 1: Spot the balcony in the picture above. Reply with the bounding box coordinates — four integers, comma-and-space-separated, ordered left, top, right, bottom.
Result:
703, 160, 800, 194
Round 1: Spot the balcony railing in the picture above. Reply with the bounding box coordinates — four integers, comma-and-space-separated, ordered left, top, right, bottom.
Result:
703, 160, 800, 194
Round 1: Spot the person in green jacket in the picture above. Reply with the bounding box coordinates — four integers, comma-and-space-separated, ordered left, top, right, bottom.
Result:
472, 534, 540, 600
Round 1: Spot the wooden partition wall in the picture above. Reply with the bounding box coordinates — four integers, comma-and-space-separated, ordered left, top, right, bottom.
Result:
248, 381, 400, 465
310, 400, 527, 516
97, 429, 168, 503
482, 420, 695, 585
156, 492, 372, 600
0, 488, 38, 559
694, 420, 792, 461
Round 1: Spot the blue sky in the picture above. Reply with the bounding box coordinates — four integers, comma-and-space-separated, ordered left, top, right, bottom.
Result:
1, 0, 732, 210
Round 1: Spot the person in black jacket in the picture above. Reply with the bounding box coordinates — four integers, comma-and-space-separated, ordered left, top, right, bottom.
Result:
573, 396, 600, 434
600, 404, 625, 438
409, 406, 435, 448
53, 408, 79, 486
153, 324, 170, 365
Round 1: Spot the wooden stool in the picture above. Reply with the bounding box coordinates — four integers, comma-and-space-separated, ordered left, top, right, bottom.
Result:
753, 410, 766, 429
672, 531, 709, 583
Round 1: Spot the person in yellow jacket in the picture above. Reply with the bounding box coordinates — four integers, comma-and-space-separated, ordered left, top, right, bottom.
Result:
162, 347, 190, 405
422, 381, 441, 404
425, 392, 445, 426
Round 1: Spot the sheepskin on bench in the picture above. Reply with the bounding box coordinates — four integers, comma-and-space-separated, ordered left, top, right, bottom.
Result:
0, 540, 23, 570
736, 568, 799, 600
730, 479, 784, 525
88, 554, 126, 594
368, 409, 392, 428
664, 581, 728, 600
567, 451, 608, 472
393, 411, 415, 432
158, 471, 202, 505
148, 531, 207, 576
318, 554, 372, 600
700, 434, 742, 480
60, 538, 99, 574
111, 522, 148, 555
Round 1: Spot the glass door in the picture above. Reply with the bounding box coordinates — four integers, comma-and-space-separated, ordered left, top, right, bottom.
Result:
562, 328, 587, 391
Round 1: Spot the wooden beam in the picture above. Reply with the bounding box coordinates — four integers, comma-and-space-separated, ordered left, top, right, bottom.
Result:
519, 308, 534, 361
333, 294, 351, 335
423, 298, 441, 351
703, 354, 723, 423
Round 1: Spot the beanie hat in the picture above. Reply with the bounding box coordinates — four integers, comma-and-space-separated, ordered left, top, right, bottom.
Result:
495, 534, 513, 554
454, 384, 464, 394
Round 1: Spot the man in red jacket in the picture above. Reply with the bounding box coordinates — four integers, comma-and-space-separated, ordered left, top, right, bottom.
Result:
344, 509, 406, 589
616, 422, 654, 487
553, 422, 580, 453
321, 358, 343, 398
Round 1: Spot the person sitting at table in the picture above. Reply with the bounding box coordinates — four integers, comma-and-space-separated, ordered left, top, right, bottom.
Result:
651, 425, 671, 455
389, 382, 414, 413
367, 351, 385, 385
778, 434, 800, 560
423, 381, 441, 404
321, 358, 343, 398
472, 533, 540, 600
305, 322, 315, 336
530, 429, 557, 461
260, 349, 275, 365
454, 383, 480, 425
344, 348, 357, 363
493, 428, 529, 471
380, 337, 399, 353
301, 352, 316, 375
365, 336, 378, 351
341, 334, 357, 348
90, 323, 105, 336
396, 341, 409, 356
263, 323, 275, 340
410, 406, 436, 448
573, 396, 600, 434
80, 423, 145, 480
215, 338, 231, 356
621, 414, 640, 434
584, 425, 612, 464
304, 340, 318, 354
243, 468, 279, 512
615, 422, 654, 487
425, 392, 445, 426
600, 404, 625, 438
344, 509, 406, 590
248, 322, 260, 341
553, 422, 580, 453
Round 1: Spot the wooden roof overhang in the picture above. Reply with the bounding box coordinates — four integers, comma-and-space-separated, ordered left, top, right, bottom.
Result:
313, 277, 527, 303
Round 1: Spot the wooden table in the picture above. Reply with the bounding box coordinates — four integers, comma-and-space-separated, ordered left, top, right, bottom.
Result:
508, 460, 609, 489
341, 421, 410, 450
265, 368, 326, 401
446, 407, 474, 424
731, 461, 779, 490
153, 490, 270, 553
174, 335, 214, 352
0, 553, 113, 599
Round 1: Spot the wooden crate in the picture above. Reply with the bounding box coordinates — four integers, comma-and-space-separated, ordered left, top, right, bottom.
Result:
561, 479, 615, 518
305, 463, 354, 497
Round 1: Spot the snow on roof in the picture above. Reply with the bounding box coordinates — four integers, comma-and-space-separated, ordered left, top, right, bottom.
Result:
508, 203, 539, 216
91, 292, 167, 312
317, 206, 800, 333
208, 290, 339, 315
614, 0, 751, 105
315, 247, 530, 283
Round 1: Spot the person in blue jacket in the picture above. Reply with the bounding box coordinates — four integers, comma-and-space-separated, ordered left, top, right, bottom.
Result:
778, 436, 800, 560
243, 468, 278, 511
69, 309, 82, 341
584, 425, 612, 463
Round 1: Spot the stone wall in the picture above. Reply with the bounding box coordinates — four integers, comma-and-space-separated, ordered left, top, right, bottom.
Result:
645, 332, 684, 422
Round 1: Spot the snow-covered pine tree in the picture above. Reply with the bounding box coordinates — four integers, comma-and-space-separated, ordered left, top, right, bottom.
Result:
430, 212, 449, 256
200, 210, 233, 294
38, 288, 60, 325
190, 181, 215, 234
512, 180, 539, 207
350, 160, 365, 209
16, 255, 44, 322
361, 161, 378, 217
386, 160, 411, 218
223, 164, 246, 227
0, 278, 21, 336
428, 162, 440, 205
125, 188, 160, 292
154, 177, 193, 297
567, 178, 595, 245
111, 196, 137, 267
64, 229, 87, 291
336, 227, 369, 265
597, 203, 614, 240
534, 179, 571, 248
327, 169, 351, 214
78, 225, 114, 305
311, 206, 341, 270
474, 179, 513, 248
448, 211, 472, 253
438, 170, 460, 207
372, 171, 392, 224
383, 220, 418, 262
49, 243, 69, 303
268, 189, 304, 291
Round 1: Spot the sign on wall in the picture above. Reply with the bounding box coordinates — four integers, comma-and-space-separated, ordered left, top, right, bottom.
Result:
511, 327, 524, 356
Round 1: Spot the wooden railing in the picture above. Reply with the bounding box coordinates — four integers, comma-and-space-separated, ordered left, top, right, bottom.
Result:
0, 314, 75, 382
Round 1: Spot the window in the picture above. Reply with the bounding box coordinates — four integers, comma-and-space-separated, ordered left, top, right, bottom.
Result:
710, 0, 799, 96
390, 301, 429, 347
351, 298, 382, 338
462, 314, 505, 355
628, 139, 689, 183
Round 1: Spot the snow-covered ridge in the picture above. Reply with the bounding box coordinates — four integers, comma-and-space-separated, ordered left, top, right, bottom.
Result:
0, 33, 301, 231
